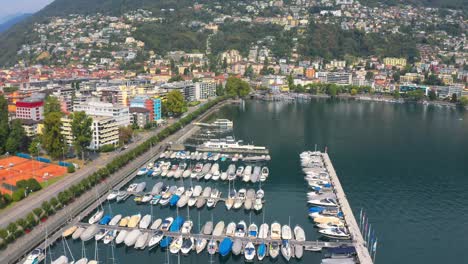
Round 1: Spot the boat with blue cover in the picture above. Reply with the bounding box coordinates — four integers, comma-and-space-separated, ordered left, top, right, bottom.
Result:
257, 243, 267, 261
169, 216, 184, 232
160, 237, 173, 248
219, 237, 233, 257
169, 195, 180, 206
99, 215, 112, 225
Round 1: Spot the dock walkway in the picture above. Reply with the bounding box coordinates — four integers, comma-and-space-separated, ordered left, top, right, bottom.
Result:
322, 153, 373, 264
75, 223, 353, 249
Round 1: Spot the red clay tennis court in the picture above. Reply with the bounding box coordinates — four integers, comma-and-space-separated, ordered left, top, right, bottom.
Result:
0, 156, 67, 194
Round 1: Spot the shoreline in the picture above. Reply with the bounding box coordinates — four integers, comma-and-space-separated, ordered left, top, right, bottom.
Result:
253, 92, 467, 110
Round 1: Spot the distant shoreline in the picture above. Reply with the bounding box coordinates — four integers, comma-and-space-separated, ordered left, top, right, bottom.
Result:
252, 92, 467, 110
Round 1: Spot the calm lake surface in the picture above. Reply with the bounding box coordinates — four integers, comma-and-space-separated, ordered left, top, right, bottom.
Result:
50, 99, 468, 264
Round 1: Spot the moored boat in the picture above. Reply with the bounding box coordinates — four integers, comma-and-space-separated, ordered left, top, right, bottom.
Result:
219, 237, 233, 257
244, 242, 256, 262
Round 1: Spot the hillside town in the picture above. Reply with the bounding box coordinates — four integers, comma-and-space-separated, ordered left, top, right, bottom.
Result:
0, 1, 466, 155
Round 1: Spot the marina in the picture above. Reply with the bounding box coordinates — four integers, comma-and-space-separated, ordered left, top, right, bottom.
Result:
24, 101, 380, 264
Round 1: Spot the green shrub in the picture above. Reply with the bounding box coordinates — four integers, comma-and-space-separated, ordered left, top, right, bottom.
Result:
99, 144, 116, 152
33, 208, 43, 218
12, 188, 26, 202
67, 165, 75, 173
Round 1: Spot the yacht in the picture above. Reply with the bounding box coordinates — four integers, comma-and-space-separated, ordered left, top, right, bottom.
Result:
244, 242, 256, 262
150, 218, 162, 230
308, 198, 338, 207
160, 217, 174, 231
260, 167, 269, 182
22, 248, 45, 264
248, 223, 258, 238
181, 237, 194, 255
243, 166, 252, 182
318, 227, 351, 240
234, 221, 246, 237
181, 220, 193, 234
88, 210, 104, 224
213, 221, 225, 237
106, 190, 119, 200
200, 137, 267, 152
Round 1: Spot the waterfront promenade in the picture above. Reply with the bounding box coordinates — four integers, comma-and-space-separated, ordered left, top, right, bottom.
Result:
322, 153, 373, 264
0, 100, 230, 264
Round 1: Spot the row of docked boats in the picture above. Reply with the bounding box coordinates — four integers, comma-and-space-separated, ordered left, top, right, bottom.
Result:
159, 150, 271, 162
63, 218, 306, 262
106, 181, 265, 211
141, 161, 270, 183
301, 151, 351, 241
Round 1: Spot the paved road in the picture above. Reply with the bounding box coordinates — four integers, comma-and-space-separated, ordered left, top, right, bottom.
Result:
0, 104, 201, 229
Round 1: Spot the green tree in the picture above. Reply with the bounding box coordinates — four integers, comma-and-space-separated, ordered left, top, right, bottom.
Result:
428, 90, 437, 101
168, 75, 184, 83
28, 138, 41, 156
164, 91, 187, 116
460, 96, 468, 107
225, 77, 251, 97
350, 88, 358, 96
119, 126, 133, 145
407, 89, 425, 101
244, 65, 254, 79
44, 96, 62, 116
70, 112, 92, 160
0, 95, 9, 153
216, 84, 225, 96
5, 119, 28, 153
41, 112, 65, 159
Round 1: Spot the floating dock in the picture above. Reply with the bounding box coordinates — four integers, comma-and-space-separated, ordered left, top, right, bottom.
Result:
72, 222, 353, 249
322, 152, 373, 264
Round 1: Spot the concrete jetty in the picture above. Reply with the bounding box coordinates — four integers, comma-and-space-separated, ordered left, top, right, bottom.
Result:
322, 152, 373, 264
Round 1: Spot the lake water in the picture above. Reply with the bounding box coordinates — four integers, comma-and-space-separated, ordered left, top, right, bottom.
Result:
49, 99, 468, 264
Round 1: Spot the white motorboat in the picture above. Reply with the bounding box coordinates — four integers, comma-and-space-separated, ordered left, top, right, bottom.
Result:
270, 222, 281, 240
75, 258, 88, 264
232, 238, 242, 255
260, 166, 269, 182
23, 248, 45, 264
135, 182, 147, 193
207, 239, 217, 255
244, 242, 256, 262
220, 172, 228, 180
269, 241, 280, 259
141, 193, 153, 203
234, 221, 246, 237
308, 198, 338, 207
181, 237, 194, 254
202, 221, 213, 235
127, 213, 142, 228
103, 230, 117, 244
139, 214, 152, 229
151, 182, 164, 195
213, 221, 225, 236
316, 222, 345, 229
124, 229, 142, 247
148, 230, 164, 249
106, 190, 119, 200
72, 227, 84, 240
207, 189, 220, 208
251, 166, 261, 183
258, 223, 269, 239
182, 168, 192, 178
160, 217, 174, 231
88, 210, 104, 224
167, 164, 178, 178
115, 230, 128, 244
150, 218, 162, 230
195, 238, 207, 254
108, 214, 122, 226
248, 223, 258, 238
281, 225, 292, 240
281, 239, 292, 261
236, 166, 244, 176
243, 166, 252, 182
135, 232, 150, 249
201, 186, 212, 197
211, 163, 220, 180
181, 220, 193, 234
191, 163, 203, 178
94, 228, 108, 241
170, 236, 183, 254
177, 194, 190, 208
318, 227, 351, 239
233, 189, 246, 209
201, 163, 212, 178
51, 256, 68, 264
294, 226, 305, 259
80, 225, 99, 241
225, 222, 236, 237
137, 168, 149, 176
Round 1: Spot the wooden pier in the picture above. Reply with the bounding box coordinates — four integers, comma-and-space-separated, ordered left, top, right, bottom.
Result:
73, 223, 353, 249
322, 153, 374, 264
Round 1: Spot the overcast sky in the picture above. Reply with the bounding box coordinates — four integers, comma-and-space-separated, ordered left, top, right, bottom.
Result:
0, 0, 53, 18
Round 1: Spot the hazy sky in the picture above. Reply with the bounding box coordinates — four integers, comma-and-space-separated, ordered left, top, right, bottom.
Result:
0, 0, 53, 18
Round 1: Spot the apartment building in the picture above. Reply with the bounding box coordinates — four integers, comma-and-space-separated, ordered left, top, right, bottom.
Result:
73, 100, 130, 127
